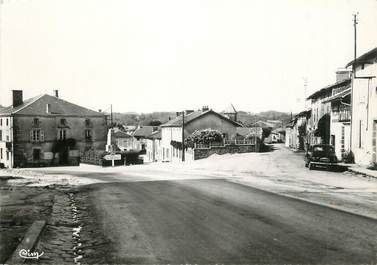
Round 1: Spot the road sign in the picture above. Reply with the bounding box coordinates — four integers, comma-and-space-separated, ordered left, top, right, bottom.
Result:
103, 154, 121, 161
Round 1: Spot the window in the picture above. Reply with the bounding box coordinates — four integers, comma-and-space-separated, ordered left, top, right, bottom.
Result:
0, 148, 2, 159
0, 130, 2, 141
60, 119, 67, 126
33, 149, 41, 161
33, 118, 40, 127
6, 119, 8, 126
6, 151, 9, 160
59, 129, 67, 140
85, 119, 91, 127
30, 129, 44, 142
0, 119, 2, 126
85, 129, 92, 141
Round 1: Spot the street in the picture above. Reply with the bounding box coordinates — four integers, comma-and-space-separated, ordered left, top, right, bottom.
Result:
2, 146, 377, 264
83, 178, 377, 264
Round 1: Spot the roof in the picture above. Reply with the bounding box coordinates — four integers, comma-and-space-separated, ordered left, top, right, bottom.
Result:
133, 126, 156, 138
147, 130, 161, 140
236, 127, 262, 137
0, 94, 105, 117
346, 47, 377, 68
295, 109, 311, 118
112, 130, 132, 139
307, 79, 351, 100
323, 88, 351, 103
161, 109, 242, 128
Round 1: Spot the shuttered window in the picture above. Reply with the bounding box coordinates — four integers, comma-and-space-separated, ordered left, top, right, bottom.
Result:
30, 129, 45, 142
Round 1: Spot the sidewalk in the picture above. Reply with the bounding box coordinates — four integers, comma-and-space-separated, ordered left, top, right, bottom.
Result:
349, 166, 377, 179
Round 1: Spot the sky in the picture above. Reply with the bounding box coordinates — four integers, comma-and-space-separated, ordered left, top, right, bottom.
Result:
0, 0, 376, 114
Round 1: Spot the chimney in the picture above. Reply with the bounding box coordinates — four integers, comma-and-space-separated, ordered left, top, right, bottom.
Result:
336, 69, 352, 82
12, 90, 23, 107
202, 105, 209, 111
53, 90, 59, 98
46, 103, 51, 114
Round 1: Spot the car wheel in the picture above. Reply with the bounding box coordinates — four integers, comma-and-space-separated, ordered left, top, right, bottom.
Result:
305, 161, 309, 167
309, 162, 314, 170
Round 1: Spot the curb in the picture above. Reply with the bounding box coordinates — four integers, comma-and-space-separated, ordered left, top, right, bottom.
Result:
348, 168, 377, 180
6, 220, 46, 264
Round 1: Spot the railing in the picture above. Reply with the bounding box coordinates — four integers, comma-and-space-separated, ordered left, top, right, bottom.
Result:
224, 139, 256, 145
332, 107, 351, 122
194, 139, 256, 149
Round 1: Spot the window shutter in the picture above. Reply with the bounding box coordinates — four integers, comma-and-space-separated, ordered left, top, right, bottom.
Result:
40, 130, 45, 142
30, 130, 34, 142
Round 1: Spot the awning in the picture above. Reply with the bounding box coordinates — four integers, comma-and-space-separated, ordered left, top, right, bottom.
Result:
323, 88, 351, 103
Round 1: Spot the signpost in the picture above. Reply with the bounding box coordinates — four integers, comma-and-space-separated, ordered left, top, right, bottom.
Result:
104, 153, 121, 167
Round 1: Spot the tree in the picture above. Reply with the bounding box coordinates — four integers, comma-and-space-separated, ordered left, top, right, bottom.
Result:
149, 119, 162, 126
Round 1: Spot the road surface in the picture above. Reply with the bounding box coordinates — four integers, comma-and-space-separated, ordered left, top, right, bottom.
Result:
80, 178, 377, 264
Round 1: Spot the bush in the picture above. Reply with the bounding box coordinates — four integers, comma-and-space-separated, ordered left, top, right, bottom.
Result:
185, 129, 223, 148
342, 150, 355, 164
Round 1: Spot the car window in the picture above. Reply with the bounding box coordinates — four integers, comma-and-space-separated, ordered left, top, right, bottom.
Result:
313, 146, 334, 153
313, 147, 324, 152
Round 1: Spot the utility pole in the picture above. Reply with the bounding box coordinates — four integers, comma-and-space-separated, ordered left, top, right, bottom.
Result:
110, 104, 113, 127
303, 77, 308, 109
350, 12, 358, 152
181, 111, 185, 162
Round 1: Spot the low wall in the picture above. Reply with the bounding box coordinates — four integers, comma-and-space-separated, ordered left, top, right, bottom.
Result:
194, 144, 259, 160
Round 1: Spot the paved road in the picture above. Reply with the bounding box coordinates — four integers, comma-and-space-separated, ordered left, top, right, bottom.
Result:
81, 178, 377, 264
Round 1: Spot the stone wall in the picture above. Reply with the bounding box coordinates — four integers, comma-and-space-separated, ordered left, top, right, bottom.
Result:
193, 144, 258, 160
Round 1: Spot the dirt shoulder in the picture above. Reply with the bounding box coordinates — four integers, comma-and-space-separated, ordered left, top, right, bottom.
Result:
0, 177, 56, 263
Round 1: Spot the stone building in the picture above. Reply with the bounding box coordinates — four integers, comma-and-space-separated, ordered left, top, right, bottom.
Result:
0, 90, 107, 168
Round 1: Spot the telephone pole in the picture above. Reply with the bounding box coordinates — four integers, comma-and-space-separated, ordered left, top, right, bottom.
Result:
110, 104, 113, 127
182, 111, 185, 162
350, 13, 358, 152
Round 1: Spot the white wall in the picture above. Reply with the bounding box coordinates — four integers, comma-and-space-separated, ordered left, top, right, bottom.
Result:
0, 116, 13, 168
330, 122, 351, 161
351, 62, 377, 166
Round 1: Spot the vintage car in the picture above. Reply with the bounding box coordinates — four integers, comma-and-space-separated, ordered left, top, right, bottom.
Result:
305, 144, 338, 170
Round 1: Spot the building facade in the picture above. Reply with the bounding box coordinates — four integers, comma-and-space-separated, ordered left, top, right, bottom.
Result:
349, 47, 377, 166
160, 108, 242, 162
323, 78, 352, 160
0, 91, 107, 168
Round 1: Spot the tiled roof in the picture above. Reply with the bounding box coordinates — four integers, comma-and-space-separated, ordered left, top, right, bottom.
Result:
295, 109, 311, 118
112, 130, 132, 139
133, 126, 157, 138
147, 130, 161, 140
346, 47, 377, 68
161, 109, 242, 127
0, 94, 104, 117
323, 88, 351, 103
307, 79, 351, 100
236, 127, 262, 137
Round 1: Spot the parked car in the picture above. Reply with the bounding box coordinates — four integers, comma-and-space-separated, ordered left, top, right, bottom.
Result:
305, 144, 338, 170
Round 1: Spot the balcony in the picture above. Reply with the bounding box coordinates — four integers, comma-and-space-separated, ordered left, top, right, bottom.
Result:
332, 109, 351, 122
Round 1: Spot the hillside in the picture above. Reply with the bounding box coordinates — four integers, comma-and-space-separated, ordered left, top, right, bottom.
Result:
112, 110, 292, 126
